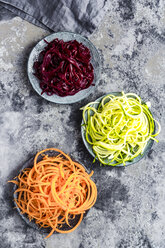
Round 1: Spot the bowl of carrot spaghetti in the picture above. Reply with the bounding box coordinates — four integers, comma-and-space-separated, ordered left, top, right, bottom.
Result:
9, 148, 97, 238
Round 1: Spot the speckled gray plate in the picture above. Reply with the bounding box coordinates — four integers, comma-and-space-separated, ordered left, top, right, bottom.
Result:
13, 152, 90, 233
81, 92, 155, 167
27, 31, 101, 104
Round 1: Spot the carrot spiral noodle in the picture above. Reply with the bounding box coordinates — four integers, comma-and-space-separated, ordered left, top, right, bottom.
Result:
9, 148, 97, 238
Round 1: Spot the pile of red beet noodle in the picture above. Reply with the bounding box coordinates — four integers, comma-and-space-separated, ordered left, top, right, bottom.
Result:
33, 38, 94, 97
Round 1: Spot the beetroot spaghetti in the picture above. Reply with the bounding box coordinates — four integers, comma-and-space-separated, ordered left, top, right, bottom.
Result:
33, 39, 94, 97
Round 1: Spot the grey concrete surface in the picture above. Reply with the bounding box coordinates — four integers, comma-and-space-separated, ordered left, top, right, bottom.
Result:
0, 1, 165, 248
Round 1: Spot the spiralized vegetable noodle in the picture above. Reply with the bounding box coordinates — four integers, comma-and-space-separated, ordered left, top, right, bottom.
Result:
9, 148, 97, 238
82, 92, 161, 166
33, 39, 94, 96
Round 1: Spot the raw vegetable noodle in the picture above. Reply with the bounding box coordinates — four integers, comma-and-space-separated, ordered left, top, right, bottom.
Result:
33, 38, 94, 96
81, 92, 161, 166
9, 148, 97, 238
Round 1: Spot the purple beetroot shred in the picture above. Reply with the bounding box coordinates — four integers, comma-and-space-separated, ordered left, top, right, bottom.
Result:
33, 38, 94, 97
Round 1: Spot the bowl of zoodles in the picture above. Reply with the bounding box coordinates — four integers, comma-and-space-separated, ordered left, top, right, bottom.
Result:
81, 92, 161, 167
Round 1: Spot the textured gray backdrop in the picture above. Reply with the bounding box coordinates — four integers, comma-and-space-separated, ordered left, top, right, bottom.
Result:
0, 1, 165, 248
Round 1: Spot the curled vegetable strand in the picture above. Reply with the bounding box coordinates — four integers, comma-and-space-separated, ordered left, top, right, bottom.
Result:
33, 39, 94, 96
82, 92, 161, 166
9, 148, 97, 238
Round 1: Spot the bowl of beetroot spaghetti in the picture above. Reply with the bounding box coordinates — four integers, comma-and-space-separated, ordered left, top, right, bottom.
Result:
27, 32, 101, 104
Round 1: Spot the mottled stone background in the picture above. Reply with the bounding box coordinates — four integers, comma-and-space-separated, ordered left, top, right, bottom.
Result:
0, 1, 165, 248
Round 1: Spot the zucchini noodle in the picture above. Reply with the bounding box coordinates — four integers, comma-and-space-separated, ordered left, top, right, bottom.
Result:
81, 92, 161, 166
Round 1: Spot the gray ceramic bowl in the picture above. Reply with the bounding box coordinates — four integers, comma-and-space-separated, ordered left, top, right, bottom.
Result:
81, 92, 155, 167
27, 32, 101, 104
13, 152, 90, 233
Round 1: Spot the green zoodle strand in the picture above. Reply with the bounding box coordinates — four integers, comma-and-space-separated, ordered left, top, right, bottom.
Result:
82, 92, 161, 166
